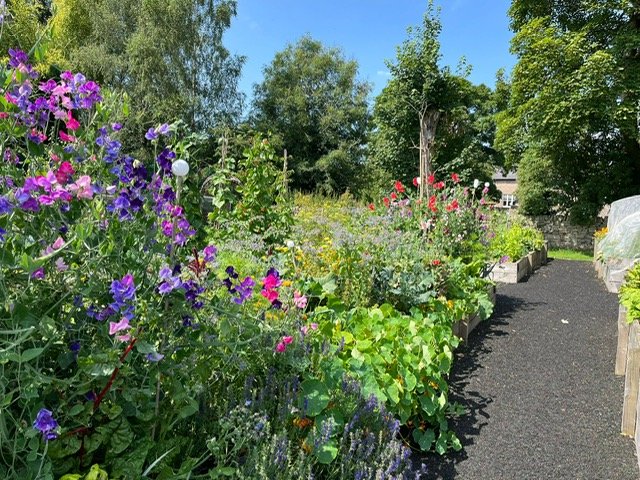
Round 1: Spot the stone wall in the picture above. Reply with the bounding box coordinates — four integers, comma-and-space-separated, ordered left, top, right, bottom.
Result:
524, 214, 606, 252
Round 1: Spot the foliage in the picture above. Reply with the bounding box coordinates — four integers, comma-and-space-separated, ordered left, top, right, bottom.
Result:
309, 300, 463, 454
496, 0, 640, 222
621, 262, 640, 323
49, 0, 245, 148
251, 35, 371, 193
0, 0, 48, 58
206, 137, 293, 246
488, 214, 545, 261
515, 149, 558, 216
370, 2, 502, 190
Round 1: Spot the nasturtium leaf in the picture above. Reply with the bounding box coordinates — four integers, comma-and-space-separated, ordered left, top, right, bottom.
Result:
315, 439, 339, 464
299, 379, 330, 417
386, 383, 400, 404
412, 428, 435, 452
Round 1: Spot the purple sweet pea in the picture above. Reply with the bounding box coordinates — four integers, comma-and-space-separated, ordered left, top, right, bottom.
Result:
33, 408, 58, 440
146, 352, 165, 362
145, 128, 158, 141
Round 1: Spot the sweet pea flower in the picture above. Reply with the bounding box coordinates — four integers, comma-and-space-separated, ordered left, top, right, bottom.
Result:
109, 317, 130, 335
55, 257, 68, 272
59, 131, 76, 143
33, 408, 58, 441
66, 111, 80, 131
275, 342, 286, 353
68, 175, 93, 199
282, 336, 293, 345
293, 291, 307, 309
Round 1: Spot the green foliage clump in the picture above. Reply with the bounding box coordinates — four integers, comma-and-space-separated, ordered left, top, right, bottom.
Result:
515, 150, 557, 216
206, 137, 293, 246
621, 263, 640, 323
489, 214, 545, 261
251, 35, 370, 193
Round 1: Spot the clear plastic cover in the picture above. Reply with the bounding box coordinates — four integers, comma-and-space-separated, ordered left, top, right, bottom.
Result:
600, 200, 640, 292
608, 195, 640, 230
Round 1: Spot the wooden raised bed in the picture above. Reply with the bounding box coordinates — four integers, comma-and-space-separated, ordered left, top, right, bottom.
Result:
453, 284, 497, 344
489, 243, 548, 284
617, 305, 640, 474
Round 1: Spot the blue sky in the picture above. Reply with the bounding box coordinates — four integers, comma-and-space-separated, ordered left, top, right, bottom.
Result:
225, 0, 516, 104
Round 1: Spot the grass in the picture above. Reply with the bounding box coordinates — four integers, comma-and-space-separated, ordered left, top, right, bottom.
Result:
549, 249, 593, 261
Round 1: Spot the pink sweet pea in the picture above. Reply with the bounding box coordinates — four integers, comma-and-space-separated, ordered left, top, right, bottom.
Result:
293, 291, 307, 309
52, 237, 65, 250
282, 336, 293, 345
261, 289, 279, 303
66, 111, 80, 131
275, 342, 286, 353
109, 317, 130, 335
68, 175, 93, 199
263, 273, 281, 290
59, 131, 76, 143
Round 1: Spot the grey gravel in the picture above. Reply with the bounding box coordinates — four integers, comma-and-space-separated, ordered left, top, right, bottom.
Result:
418, 259, 639, 480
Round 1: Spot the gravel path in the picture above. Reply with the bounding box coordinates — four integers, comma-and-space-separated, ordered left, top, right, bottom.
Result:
420, 259, 638, 479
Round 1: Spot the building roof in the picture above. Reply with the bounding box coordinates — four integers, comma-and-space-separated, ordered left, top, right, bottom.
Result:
492, 169, 517, 181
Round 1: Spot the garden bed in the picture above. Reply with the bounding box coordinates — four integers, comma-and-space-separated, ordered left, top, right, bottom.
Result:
615, 305, 640, 474
452, 284, 497, 343
489, 243, 548, 284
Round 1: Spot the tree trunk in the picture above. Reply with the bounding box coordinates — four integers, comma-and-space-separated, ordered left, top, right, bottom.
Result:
419, 109, 440, 200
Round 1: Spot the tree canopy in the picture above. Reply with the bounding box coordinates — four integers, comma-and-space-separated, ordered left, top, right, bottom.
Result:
496, 0, 640, 222
370, 3, 503, 195
251, 35, 371, 193
48, 0, 245, 138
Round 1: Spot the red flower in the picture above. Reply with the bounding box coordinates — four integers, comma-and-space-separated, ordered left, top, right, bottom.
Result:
434, 181, 445, 190
390, 192, 398, 201
451, 173, 460, 183
412, 177, 419, 187
427, 174, 435, 185
428, 195, 437, 212
446, 199, 459, 212
431, 259, 441, 266
368, 203, 375, 211
383, 197, 390, 208
394, 180, 405, 193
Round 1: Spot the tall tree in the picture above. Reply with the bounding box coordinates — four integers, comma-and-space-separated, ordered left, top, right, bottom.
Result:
251, 35, 371, 193
49, 0, 244, 136
496, 0, 640, 222
370, 2, 500, 197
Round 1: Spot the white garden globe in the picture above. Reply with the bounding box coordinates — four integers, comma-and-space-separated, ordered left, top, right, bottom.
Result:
172, 160, 190, 177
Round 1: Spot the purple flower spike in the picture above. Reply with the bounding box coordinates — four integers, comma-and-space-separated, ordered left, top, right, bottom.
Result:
33, 408, 58, 440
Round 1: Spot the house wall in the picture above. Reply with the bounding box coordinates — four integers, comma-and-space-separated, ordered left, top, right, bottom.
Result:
495, 182, 517, 195
525, 214, 607, 252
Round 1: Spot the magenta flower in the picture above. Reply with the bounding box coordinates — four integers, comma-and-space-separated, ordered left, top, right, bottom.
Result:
275, 342, 286, 353
261, 288, 279, 303
59, 131, 76, 142
66, 111, 80, 131
282, 336, 293, 345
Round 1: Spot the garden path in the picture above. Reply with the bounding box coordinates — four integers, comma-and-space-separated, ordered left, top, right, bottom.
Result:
420, 259, 638, 479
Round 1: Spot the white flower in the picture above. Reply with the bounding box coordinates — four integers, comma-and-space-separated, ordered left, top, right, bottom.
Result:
285, 240, 295, 248
473, 179, 480, 189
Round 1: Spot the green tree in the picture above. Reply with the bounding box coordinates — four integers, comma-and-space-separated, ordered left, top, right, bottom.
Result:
251, 35, 371, 193
49, 0, 244, 142
0, 0, 50, 63
496, 0, 640, 222
370, 2, 500, 197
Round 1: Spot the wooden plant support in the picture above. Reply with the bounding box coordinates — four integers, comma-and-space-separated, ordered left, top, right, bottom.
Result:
622, 321, 640, 436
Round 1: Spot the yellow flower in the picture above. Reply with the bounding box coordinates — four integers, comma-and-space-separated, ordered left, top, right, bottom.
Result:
282, 280, 292, 287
